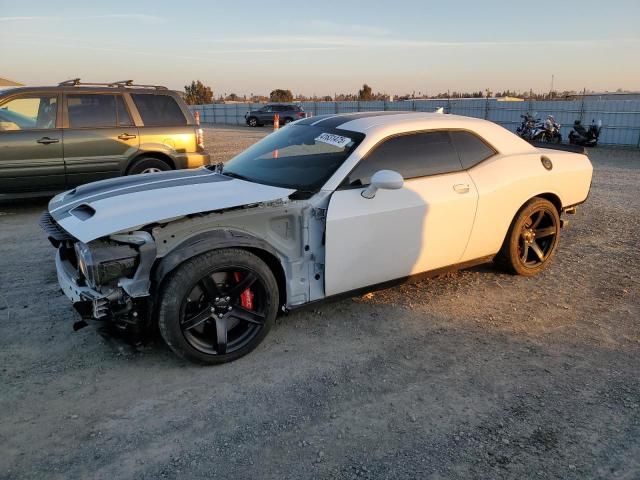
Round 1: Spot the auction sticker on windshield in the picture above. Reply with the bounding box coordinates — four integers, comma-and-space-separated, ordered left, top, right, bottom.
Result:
315, 133, 352, 148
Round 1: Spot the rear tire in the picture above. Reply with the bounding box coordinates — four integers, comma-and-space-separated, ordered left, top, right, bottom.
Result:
158, 248, 279, 365
128, 157, 171, 175
495, 197, 561, 276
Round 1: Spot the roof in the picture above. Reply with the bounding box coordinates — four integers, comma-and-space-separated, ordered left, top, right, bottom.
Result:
0, 77, 23, 87
0, 85, 179, 97
298, 111, 536, 155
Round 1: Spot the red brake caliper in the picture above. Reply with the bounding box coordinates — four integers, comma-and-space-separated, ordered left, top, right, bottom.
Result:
233, 272, 254, 310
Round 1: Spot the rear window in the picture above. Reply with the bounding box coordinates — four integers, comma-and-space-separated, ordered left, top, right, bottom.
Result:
450, 131, 496, 169
131, 94, 187, 126
68, 94, 117, 128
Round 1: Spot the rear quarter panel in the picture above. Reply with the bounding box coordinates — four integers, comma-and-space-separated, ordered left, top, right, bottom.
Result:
137, 126, 198, 167
462, 149, 593, 261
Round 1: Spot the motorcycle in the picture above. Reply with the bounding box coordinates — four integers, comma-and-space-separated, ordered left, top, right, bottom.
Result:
516, 113, 538, 140
531, 115, 562, 143
569, 119, 602, 147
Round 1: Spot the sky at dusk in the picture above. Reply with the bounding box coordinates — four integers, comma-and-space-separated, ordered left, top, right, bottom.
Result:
1, 0, 639, 96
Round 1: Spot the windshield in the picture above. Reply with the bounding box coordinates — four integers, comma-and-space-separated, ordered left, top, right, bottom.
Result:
222, 124, 365, 191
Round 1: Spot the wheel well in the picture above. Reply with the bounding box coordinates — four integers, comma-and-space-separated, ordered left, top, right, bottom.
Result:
536, 193, 562, 214
243, 247, 287, 308
127, 152, 175, 173
501, 193, 563, 250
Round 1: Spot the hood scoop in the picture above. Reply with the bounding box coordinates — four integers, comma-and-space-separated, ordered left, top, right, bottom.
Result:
69, 204, 96, 221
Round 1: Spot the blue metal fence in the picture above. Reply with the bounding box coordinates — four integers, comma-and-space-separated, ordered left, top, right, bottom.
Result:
190, 99, 640, 147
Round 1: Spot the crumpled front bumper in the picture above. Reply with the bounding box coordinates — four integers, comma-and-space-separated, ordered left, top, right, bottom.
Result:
55, 249, 110, 319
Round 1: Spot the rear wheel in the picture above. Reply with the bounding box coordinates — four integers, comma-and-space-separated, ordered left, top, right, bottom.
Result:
128, 157, 171, 175
283, 117, 294, 125
158, 249, 279, 364
495, 197, 560, 276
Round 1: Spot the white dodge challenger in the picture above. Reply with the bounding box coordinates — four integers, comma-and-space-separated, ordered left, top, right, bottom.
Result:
41, 112, 593, 364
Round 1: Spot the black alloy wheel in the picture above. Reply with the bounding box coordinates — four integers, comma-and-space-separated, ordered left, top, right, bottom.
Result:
158, 249, 278, 364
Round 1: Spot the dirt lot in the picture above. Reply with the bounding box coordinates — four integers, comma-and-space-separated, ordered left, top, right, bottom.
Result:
1, 126, 639, 480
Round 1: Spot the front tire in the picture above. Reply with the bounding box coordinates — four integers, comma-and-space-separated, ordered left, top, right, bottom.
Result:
495, 197, 561, 276
247, 116, 259, 127
158, 248, 279, 365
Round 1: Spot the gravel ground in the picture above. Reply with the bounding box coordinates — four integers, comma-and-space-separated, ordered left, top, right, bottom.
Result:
0, 126, 639, 480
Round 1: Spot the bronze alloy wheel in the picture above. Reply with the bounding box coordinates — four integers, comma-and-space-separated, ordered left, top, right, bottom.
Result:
496, 197, 561, 276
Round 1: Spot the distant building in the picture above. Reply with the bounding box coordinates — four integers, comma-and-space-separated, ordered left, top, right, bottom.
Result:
0, 77, 24, 87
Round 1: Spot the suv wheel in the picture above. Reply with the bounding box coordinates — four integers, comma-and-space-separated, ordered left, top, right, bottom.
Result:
128, 157, 172, 175
283, 117, 294, 125
247, 117, 258, 127
158, 248, 279, 365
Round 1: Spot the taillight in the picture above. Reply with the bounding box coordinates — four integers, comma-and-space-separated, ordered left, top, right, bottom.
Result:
296, 111, 305, 118
196, 128, 204, 151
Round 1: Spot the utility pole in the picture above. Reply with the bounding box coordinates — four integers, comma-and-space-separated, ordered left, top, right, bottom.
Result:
550, 74, 555, 98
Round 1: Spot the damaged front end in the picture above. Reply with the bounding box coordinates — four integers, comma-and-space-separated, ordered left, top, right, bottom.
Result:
42, 212, 156, 336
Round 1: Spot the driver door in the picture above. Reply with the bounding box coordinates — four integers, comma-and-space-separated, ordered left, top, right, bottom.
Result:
324, 131, 478, 296
0, 93, 65, 194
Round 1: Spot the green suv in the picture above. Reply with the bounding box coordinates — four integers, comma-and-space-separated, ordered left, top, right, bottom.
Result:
0, 79, 210, 198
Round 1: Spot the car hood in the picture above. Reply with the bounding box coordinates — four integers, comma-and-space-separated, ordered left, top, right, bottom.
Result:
48, 168, 295, 243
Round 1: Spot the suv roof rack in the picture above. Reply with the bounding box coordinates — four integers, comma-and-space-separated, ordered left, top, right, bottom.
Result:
57, 78, 168, 90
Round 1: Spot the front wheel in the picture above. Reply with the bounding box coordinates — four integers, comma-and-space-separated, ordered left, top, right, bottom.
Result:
247, 116, 259, 127
158, 248, 279, 364
495, 197, 561, 276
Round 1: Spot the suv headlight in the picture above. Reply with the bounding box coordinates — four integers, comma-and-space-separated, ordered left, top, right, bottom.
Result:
74, 241, 138, 287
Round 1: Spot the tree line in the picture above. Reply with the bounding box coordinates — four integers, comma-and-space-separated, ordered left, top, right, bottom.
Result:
183, 80, 601, 105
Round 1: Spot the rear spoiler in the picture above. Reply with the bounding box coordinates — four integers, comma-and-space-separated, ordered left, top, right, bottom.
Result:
528, 141, 586, 155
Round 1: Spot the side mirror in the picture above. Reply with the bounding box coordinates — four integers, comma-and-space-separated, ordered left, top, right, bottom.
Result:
361, 170, 404, 199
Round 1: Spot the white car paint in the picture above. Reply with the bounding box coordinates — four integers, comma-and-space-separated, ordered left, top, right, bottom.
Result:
325, 170, 478, 296
322, 113, 592, 297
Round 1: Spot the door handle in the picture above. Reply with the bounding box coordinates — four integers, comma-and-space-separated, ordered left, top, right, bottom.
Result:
36, 137, 59, 145
117, 133, 137, 140
453, 183, 470, 194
